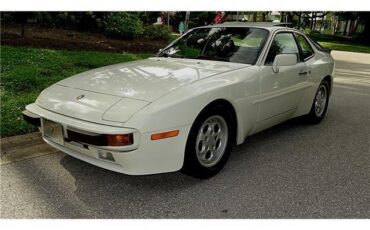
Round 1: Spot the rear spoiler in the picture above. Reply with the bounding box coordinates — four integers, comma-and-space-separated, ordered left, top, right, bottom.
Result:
320, 47, 332, 54
307, 36, 331, 54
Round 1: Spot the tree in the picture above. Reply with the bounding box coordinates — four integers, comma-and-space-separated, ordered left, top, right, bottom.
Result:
261, 12, 266, 22
103, 12, 144, 39
139, 12, 161, 25
356, 12, 370, 42
335, 12, 365, 37
185, 11, 190, 31
13, 12, 34, 37
252, 12, 257, 22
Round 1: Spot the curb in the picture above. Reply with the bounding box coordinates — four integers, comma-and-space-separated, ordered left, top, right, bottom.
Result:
0, 132, 58, 165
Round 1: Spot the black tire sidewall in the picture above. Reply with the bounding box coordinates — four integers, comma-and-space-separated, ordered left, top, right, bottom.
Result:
307, 80, 330, 123
182, 105, 234, 178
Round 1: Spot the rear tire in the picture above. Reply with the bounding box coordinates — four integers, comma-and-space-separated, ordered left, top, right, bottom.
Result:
182, 104, 234, 178
305, 80, 330, 124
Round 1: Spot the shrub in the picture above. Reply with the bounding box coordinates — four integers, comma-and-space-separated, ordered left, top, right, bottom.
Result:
103, 12, 143, 39
35, 12, 55, 27
143, 24, 171, 40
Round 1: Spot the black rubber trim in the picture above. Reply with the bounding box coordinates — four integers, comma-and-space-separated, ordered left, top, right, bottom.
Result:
66, 129, 108, 146
22, 112, 41, 127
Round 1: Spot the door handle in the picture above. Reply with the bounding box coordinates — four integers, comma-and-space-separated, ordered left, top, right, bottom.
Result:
299, 71, 308, 76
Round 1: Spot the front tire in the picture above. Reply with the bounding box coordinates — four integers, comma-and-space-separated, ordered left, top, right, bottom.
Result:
182, 105, 234, 178
306, 80, 330, 124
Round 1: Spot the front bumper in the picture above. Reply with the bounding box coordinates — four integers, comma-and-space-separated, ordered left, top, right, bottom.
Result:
23, 103, 191, 175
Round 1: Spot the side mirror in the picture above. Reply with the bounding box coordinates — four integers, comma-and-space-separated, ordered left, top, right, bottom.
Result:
272, 54, 297, 73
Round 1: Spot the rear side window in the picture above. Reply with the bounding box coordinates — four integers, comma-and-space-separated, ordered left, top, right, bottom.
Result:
296, 34, 314, 60
265, 33, 299, 65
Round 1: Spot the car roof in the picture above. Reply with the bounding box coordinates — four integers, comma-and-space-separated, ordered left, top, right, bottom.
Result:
196, 22, 297, 32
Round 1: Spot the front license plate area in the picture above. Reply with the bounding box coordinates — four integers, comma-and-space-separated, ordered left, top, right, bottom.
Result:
42, 119, 64, 145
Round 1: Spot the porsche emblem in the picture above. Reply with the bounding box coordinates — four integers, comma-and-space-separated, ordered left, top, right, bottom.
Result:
48, 126, 55, 134
76, 95, 85, 100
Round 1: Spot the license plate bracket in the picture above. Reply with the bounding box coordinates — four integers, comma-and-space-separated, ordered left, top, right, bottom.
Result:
42, 119, 64, 145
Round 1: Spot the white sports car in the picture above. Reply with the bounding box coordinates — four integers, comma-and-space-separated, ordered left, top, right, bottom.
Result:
23, 23, 334, 178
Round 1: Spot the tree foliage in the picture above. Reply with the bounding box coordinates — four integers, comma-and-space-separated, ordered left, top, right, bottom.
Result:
1, 12, 368, 42
143, 24, 170, 40
103, 12, 144, 39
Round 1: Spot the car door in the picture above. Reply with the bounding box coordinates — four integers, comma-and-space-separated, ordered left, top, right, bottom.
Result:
257, 32, 309, 123
295, 33, 317, 81
293, 32, 317, 113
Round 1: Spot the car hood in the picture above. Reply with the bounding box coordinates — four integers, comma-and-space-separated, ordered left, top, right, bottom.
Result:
36, 84, 150, 125
56, 57, 248, 102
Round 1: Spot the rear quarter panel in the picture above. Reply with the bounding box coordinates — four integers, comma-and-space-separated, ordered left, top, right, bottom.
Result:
294, 50, 334, 117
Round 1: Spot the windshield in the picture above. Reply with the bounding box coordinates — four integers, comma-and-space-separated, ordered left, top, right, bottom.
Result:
158, 27, 269, 65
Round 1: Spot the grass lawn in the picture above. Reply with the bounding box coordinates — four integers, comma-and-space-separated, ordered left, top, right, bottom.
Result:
317, 41, 370, 53
0, 46, 152, 137
308, 32, 370, 53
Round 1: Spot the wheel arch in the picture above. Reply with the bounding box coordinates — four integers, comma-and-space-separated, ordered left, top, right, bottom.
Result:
322, 75, 333, 96
196, 98, 238, 145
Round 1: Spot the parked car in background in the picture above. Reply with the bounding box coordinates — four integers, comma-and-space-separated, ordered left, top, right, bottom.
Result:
23, 23, 334, 178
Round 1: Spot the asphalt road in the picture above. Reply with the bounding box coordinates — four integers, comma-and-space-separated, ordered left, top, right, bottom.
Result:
1, 51, 369, 218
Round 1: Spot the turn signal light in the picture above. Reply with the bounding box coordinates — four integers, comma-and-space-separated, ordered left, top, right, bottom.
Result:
151, 130, 179, 140
107, 134, 133, 146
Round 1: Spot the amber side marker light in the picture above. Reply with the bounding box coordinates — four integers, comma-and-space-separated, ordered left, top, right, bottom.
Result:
107, 134, 133, 146
151, 130, 179, 140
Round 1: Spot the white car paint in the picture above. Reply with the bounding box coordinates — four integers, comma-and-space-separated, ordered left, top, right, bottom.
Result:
24, 24, 334, 175
36, 58, 247, 125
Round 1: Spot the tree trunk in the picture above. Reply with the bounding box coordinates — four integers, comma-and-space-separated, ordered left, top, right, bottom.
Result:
185, 11, 190, 31
349, 20, 358, 37
359, 17, 370, 42
319, 14, 324, 32
280, 12, 288, 23
353, 20, 358, 35
167, 12, 170, 30
343, 20, 349, 36
252, 12, 257, 22
287, 13, 293, 23
21, 26, 25, 37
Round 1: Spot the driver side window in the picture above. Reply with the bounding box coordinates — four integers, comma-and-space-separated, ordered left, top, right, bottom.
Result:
265, 33, 299, 65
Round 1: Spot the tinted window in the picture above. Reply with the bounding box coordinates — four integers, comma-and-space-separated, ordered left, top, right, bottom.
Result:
297, 34, 314, 60
158, 27, 269, 65
265, 33, 299, 65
